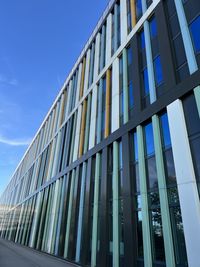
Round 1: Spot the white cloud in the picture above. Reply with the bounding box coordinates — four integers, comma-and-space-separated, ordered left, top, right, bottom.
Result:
0, 73, 18, 86
0, 135, 31, 146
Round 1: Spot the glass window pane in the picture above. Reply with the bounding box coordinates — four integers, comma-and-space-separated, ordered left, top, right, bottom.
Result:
149, 17, 157, 38
144, 123, 155, 155
190, 15, 200, 53
128, 81, 134, 108
139, 30, 145, 50
160, 113, 171, 148
136, 0, 143, 20
143, 68, 149, 95
183, 94, 200, 136
147, 156, 158, 189
154, 56, 164, 86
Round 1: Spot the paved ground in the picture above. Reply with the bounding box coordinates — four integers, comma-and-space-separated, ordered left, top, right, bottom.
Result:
0, 238, 79, 267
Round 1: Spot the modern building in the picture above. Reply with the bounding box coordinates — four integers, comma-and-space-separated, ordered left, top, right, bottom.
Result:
0, 0, 200, 266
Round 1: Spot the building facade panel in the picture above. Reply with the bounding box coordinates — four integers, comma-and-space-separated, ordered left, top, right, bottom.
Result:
1, 0, 200, 266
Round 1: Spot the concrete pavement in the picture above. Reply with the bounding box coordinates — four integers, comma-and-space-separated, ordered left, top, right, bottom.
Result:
0, 238, 79, 267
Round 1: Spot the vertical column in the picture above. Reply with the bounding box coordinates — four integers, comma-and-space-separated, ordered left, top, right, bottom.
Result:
98, 147, 108, 267
143, 20, 156, 103
75, 162, 87, 262
114, 4, 119, 53
94, 33, 100, 80
75, 64, 82, 106
89, 85, 98, 149
64, 170, 75, 258
152, 115, 176, 267
80, 158, 92, 264
80, 59, 86, 99
155, 2, 176, 91
89, 44, 95, 87
123, 49, 129, 124
130, 0, 136, 28
83, 50, 91, 94
51, 130, 62, 177
174, 0, 198, 74
73, 105, 82, 161
120, 0, 128, 44
47, 179, 60, 253
167, 100, 200, 267
29, 192, 42, 248
194, 85, 200, 116
97, 80, 103, 144
79, 100, 87, 157
122, 134, 135, 266
111, 58, 120, 133
113, 142, 119, 267
66, 80, 73, 116
141, 0, 156, 104
91, 153, 101, 267
84, 94, 92, 153
106, 14, 112, 65
99, 25, 106, 72
137, 125, 153, 267
69, 112, 77, 164
105, 69, 111, 138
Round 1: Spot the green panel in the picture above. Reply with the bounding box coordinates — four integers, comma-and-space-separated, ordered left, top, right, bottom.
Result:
152, 115, 176, 267
51, 179, 63, 254
137, 125, 153, 267
91, 153, 101, 267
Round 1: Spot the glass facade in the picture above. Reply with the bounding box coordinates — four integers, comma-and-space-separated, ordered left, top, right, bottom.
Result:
1, 1, 200, 267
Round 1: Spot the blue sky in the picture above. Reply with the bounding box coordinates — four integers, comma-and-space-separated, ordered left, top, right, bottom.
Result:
0, 0, 109, 195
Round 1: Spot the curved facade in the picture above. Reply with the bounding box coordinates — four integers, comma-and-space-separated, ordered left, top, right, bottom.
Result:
1, 0, 200, 266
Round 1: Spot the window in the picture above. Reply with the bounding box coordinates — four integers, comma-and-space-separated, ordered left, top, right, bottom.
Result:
149, 17, 157, 38
143, 68, 149, 96
190, 15, 200, 53
136, 0, 143, 21
183, 94, 200, 185
140, 30, 145, 50
154, 56, 164, 86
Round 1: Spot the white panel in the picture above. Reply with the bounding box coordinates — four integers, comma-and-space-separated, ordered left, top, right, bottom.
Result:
111, 57, 120, 133
83, 49, 91, 94
120, 0, 128, 44
167, 100, 200, 267
73, 105, 82, 161
75, 63, 82, 106
106, 13, 112, 65
93, 33, 100, 80
89, 85, 98, 150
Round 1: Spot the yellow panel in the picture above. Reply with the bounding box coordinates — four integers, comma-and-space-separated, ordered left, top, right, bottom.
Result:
130, 0, 136, 28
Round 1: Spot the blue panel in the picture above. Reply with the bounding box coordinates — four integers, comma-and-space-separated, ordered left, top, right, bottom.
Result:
189, 15, 200, 53
127, 46, 133, 66
140, 30, 145, 50
160, 113, 171, 149
154, 56, 164, 86
128, 81, 134, 108
149, 17, 157, 38
144, 123, 155, 155
143, 67, 150, 95
136, 0, 143, 20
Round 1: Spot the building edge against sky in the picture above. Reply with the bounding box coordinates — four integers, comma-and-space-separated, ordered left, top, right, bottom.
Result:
1, 0, 200, 267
